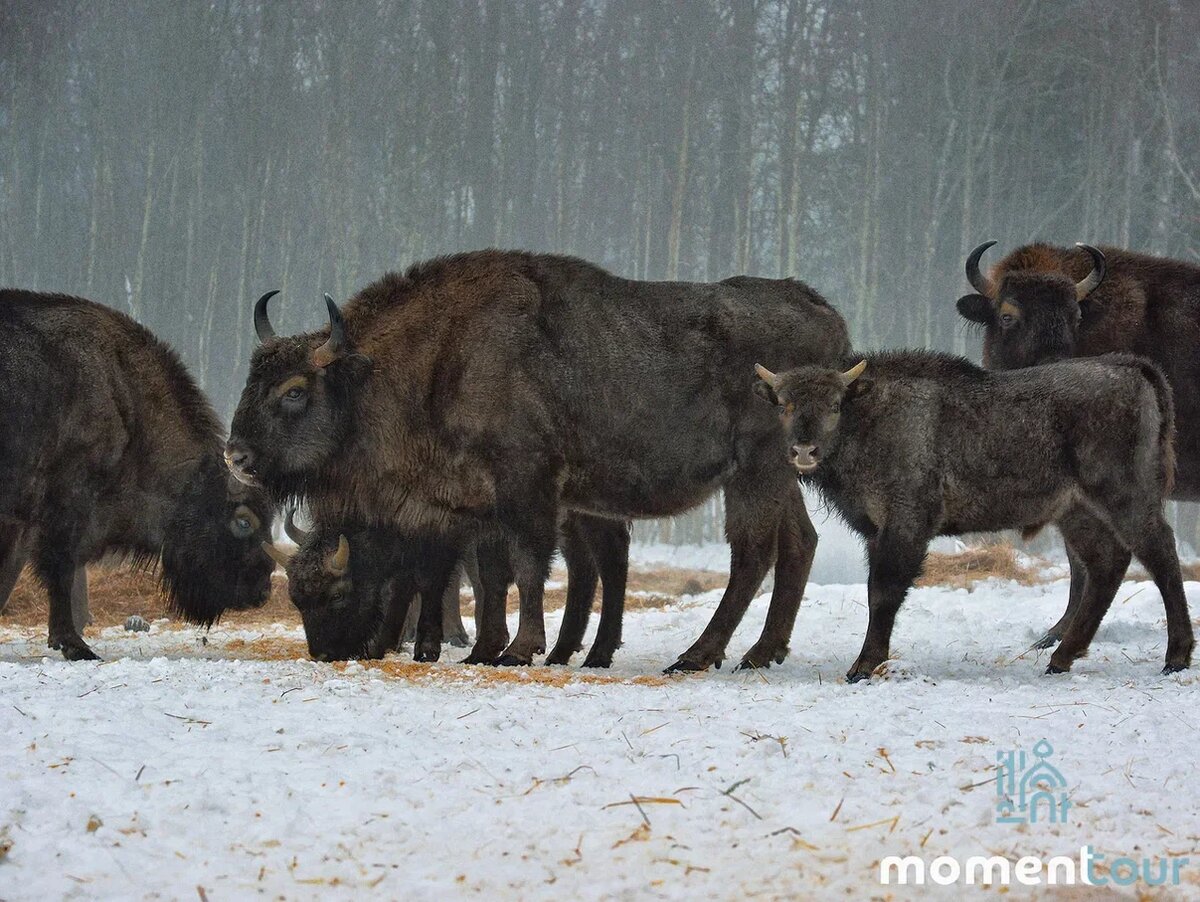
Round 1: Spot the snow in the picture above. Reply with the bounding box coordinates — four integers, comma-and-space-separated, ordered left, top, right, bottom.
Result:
2, 576, 1199, 900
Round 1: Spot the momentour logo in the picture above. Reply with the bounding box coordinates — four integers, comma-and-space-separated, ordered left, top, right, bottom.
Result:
879, 846, 1189, 887
878, 740, 1190, 888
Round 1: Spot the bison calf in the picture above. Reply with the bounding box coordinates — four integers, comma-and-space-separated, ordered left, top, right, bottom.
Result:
755, 351, 1193, 680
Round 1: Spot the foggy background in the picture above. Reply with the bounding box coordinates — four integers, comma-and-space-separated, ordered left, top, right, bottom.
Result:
4, 0, 1200, 558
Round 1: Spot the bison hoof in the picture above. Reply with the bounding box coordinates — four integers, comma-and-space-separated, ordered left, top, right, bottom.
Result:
51, 638, 100, 662
1033, 631, 1062, 650
445, 633, 470, 649
664, 658, 708, 674
1162, 661, 1190, 675
581, 651, 614, 669
461, 649, 501, 665
1044, 663, 1069, 675
544, 647, 573, 666
494, 653, 532, 667
413, 646, 441, 664
845, 670, 872, 684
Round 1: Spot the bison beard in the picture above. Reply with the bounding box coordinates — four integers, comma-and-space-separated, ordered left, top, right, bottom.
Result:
756, 350, 1192, 680
0, 289, 276, 659
228, 252, 850, 670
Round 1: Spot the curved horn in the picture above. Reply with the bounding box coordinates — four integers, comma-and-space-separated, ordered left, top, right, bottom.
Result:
840, 360, 867, 385
965, 241, 998, 299
327, 534, 350, 577
312, 293, 346, 367
1074, 243, 1106, 301
754, 363, 780, 389
284, 507, 311, 545
262, 541, 295, 568
254, 290, 281, 343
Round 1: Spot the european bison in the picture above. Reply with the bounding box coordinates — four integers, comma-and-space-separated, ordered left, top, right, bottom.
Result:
754, 351, 1192, 680
956, 241, 1200, 646
228, 254, 849, 671
0, 289, 276, 659
271, 513, 631, 667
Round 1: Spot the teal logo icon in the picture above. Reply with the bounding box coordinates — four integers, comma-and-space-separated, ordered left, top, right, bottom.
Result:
996, 739, 1071, 825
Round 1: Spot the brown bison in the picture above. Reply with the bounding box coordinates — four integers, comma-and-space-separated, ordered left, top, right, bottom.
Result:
755, 351, 1191, 680
227, 253, 849, 671
0, 289, 277, 659
957, 241, 1200, 645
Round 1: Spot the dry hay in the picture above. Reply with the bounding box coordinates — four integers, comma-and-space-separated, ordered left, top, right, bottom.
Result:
0, 565, 295, 628
916, 543, 1047, 590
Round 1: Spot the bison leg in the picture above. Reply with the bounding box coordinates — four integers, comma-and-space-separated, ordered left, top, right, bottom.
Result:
846, 528, 928, 682
545, 516, 599, 666
1113, 512, 1193, 673
1038, 508, 1106, 651
70, 566, 90, 634
441, 564, 470, 648
36, 538, 98, 662
366, 577, 417, 659
460, 542, 486, 638
1047, 516, 1128, 674
737, 482, 816, 671
496, 511, 557, 666
413, 547, 459, 663
666, 469, 780, 673
462, 536, 512, 664
0, 529, 30, 616
579, 516, 630, 669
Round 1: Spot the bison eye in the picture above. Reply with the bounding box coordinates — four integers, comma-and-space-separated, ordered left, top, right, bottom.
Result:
284, 386, 306, 401
230, 516, 254, 539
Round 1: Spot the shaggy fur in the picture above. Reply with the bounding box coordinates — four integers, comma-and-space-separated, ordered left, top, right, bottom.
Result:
757, 350, 1192, 680
0, 289, 276, 659
229, 250, 849, 669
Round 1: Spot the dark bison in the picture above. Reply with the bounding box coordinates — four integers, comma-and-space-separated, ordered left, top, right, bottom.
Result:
956, 241, 1200, 645
279, 509, 479, 651
227, 254, 849, 670
0, 289, 277, 659
271, 513, 631, 667
754, 351, 1192, 680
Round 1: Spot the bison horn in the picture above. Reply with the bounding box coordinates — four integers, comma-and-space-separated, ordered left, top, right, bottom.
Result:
840, 360, 867, 385
965, 241, 998, 299
754, 363, 780, 389
312, 293, 346, 367
284, 507, 311, 545
254, 290, 281, 343
262, 541, 295, 568
327, 534, 350, 576
1074, 243, 1106, 301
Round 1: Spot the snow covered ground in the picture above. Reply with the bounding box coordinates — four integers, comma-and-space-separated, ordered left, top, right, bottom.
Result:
2, 575, 1199, 900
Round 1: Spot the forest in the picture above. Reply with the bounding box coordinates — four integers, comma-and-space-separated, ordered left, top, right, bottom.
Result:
4, 0, 1200, 541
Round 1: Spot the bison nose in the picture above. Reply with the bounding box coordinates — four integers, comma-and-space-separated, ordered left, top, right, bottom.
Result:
225, 443, 254, 472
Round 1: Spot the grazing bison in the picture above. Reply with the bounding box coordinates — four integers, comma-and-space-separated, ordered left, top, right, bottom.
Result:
956, 241, 1200, 645
281, 509, 479, 650
272, 513, 631, 667
754, 351, 1192, 680
227, 255, 849, 670
0, 289, 277, 659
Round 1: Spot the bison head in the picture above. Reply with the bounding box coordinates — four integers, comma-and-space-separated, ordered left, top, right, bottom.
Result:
226, 291, 371, 499
955, 242, 1106, 369
160, 456, 276, 625
268, 529, 403, 661
754, 361, 869, 474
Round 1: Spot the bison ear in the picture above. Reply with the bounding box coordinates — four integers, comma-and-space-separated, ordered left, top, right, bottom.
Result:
845, 376, 874, 400
956, 293, 993, 325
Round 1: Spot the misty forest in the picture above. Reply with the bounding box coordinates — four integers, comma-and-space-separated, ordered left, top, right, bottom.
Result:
4, 0, 1200, 542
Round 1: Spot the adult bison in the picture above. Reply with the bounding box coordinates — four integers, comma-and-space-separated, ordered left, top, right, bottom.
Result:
956, 241, 1200, 645
755, 351, 1191, 680
0, 289, 277, 659
227, 253, 849, 670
